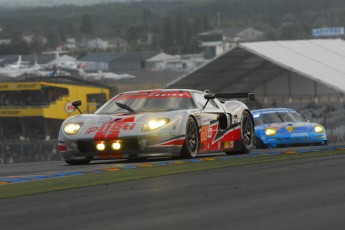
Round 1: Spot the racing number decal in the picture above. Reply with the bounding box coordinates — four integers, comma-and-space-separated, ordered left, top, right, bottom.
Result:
199, 122, 241, 152
200, 126, 208, 142
199, 125, 209, 152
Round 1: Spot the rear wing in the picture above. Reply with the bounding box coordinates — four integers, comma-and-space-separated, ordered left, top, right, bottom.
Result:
215, 92, 255, 101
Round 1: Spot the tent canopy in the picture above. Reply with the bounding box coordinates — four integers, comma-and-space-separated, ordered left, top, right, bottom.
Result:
166, 39, 345, 96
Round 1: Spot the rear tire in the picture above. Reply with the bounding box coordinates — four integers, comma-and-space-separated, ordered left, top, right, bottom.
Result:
227, 110, 255, 155
65, 159, 90, 165
181, 117, 200, 158
255, 137, 266, 149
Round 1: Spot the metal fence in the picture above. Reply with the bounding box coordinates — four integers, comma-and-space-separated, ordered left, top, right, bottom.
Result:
0, 140, 62, 164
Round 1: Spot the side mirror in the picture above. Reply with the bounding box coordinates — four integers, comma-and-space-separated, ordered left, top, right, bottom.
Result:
72, 100, 83, 114
202, 93, 216, 110
72, 100, 82, 107
204, 93, 216, 100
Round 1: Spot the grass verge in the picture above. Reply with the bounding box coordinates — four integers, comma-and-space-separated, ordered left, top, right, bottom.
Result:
1, 149, 344, 199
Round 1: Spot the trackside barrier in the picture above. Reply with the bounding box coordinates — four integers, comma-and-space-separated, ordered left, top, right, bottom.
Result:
0, 140, 62, 164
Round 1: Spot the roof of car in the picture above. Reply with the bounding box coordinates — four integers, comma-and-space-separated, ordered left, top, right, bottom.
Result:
118, 89, 204, 94
251, 108, 296, 114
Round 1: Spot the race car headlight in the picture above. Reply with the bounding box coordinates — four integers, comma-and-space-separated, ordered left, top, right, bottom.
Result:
143, 118, 169, 131
265, 128, 276, 136
314, 125, 324, 133
63, 123, 82, 135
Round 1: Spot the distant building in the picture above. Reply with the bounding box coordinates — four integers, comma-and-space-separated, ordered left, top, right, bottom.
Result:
22, 35, 47, 45
65, 38, 77, 50
78, 37, 128, 51
109, 51, 158, 72
199, 27, 264, 58
106, 37, 127, 51
78, 52, 122, 71
147, 53, 206, 72
78, 51, 158, 72
87, 38, 108, 50
0, 39, 11, 46
180, 53, 206, 71
146, 53, 178, 71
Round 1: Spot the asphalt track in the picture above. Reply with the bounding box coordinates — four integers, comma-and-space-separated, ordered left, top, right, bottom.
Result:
0, 145, 343, 183
1, 146, 345, 230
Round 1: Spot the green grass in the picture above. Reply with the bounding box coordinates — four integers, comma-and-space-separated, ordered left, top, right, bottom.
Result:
1, 149, 344, 199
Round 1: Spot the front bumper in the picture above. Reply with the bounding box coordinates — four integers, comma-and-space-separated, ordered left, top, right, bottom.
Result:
262, 135, 327, 148
58, 135, 184, 161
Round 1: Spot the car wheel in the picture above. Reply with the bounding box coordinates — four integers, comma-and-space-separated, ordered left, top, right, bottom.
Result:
255, 137, 266, 149
65, 159, 91, 165
227, 110, 255, 155
181, 117, 200, 158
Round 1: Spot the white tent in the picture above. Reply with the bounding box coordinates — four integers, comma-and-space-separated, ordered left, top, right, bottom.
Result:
167, 39, 345, 98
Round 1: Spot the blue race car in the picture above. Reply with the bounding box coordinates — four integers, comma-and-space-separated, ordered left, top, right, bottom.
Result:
251, 108, 327, 148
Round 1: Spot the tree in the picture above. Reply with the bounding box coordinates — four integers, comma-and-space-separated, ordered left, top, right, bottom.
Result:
278, 13, 309, 40
80, 14, 94, 35
44, 29, 60, 48
142, 8, 153, 22
29, 35, 46, 53
161, 17, 174, 53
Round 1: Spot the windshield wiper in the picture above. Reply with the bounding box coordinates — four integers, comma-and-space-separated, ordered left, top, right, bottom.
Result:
115, 102, 136, 114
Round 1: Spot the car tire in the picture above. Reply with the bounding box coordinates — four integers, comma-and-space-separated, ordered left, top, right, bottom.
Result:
181, 117, 200, 158
227, 110, 255, 155
255, 137, 266, 149
65, 159, 91, 165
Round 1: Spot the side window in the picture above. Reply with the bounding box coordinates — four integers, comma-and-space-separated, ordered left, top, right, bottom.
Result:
192, 92, 219, 109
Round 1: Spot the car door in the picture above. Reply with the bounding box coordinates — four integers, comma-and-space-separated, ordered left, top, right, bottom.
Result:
191, 91, 227, 152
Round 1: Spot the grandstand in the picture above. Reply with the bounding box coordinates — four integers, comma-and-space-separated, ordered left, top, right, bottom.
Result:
0, 76, 112, 163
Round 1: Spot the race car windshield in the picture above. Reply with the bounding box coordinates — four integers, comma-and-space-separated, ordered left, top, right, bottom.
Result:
96, 96, 196, 114
253, 111, 305, 125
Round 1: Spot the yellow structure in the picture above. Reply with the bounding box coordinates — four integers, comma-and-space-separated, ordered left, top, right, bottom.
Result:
0, 81, 111, 120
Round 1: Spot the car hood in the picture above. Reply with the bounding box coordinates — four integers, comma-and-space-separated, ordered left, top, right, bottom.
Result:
61, 111, 186, 139
66, 111, 181, 123
255, 122, 320, 133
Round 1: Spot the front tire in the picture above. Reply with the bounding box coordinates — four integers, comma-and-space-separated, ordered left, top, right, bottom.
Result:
181, 117, 200, 158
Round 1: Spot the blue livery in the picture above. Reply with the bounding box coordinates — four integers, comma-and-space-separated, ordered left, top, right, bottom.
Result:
251, 108, 327, 148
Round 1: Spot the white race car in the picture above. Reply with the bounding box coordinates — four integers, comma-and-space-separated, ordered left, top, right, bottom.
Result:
58, 89, 255, 165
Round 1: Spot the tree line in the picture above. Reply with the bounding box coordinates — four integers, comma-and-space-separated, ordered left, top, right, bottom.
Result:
0, 0, 345, 55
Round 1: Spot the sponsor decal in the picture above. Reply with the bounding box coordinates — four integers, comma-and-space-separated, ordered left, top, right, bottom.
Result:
223, 141, 234, 150
87, 122, 136, 136
0, 110, 20, 115
0, 82, 41, 91
114, 91, 192, 100
286, 126, 294, 132
94, 116, 135, 141
0, 84, 9, 90
86, 127, 98, 134
15, 83, 39, 89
